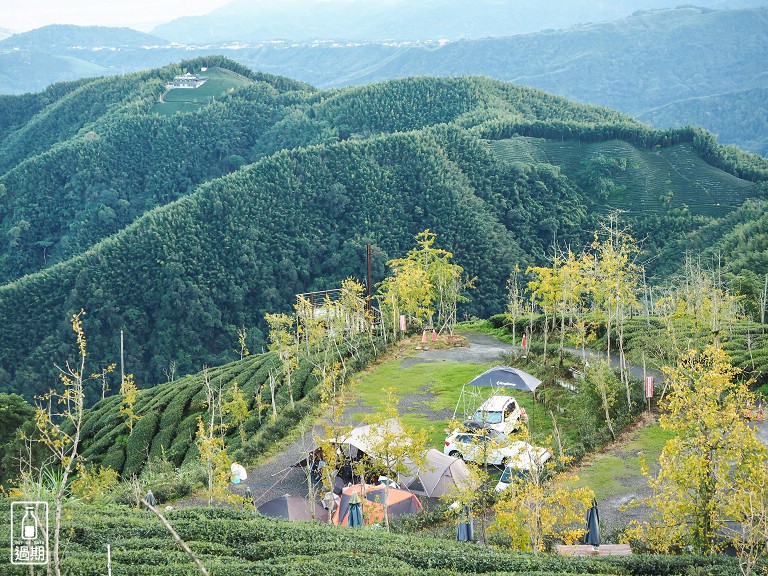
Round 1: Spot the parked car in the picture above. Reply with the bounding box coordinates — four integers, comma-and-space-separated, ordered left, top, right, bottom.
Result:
444, 430, 534, 466
470, 395, 525, 435
494, 443, 552, 492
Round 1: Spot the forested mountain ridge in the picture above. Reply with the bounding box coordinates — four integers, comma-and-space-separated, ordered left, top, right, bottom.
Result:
0, 58, 766, 402
2, 6, 767, 157
0, 70, 639, 283
151, 0, 768, 43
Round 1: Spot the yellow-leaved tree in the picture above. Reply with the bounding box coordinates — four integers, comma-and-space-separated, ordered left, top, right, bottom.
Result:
33, 310, 115, 576
119, 373, 141, 433
222, 381, 249, 443
624, 346, 768, 555
265, 312, 299, 410
490, 447, 594, 554
377, 229, 473, 337
361, 388, 429, 529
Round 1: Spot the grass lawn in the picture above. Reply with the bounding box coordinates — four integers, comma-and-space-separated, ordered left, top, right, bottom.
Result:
348, 334, 558, 449
566, 415, 673, 501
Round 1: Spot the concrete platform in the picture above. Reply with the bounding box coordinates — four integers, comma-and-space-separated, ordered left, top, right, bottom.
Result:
554, 544, 632, 557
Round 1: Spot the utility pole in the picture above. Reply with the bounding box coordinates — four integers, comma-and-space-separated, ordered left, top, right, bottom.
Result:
120, 329, 125, 386
366, 243, 372, 313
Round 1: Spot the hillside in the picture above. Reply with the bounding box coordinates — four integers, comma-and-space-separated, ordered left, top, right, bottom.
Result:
638, 86, 768, 156
1, 7, 768, 156
0, 60, 767, 402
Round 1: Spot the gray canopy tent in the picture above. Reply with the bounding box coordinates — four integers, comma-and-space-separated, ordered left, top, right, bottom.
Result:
400, 449, 471, 498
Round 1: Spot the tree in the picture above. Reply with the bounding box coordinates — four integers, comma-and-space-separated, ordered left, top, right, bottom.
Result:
195, 415, 232, 507
585, 214, 641, 411
311, 360, 352, 523
120, 373, 141, 433
222, 381, 249, 442
441, 464, 490, 540
505, 265, 524, 352
726, 470, 768, 576
234, 326, 250, 360
266, 312, 299, 410
625, 346, 768, 554
360, 388, 429, 529
377, 229, 473, 335
582, 358, 622, 441
0, 392, 34, 448
33, 310, 114, 576
491, 448, 594, 554
197, 366, 233, 506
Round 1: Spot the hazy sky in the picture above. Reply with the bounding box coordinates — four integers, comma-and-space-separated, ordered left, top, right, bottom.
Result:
5, 0, 233, 33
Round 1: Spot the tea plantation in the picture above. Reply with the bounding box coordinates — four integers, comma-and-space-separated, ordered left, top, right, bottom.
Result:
0, 506, 749, 575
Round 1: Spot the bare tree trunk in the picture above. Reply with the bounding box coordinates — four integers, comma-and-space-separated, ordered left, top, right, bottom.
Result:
142, 499, 209, 576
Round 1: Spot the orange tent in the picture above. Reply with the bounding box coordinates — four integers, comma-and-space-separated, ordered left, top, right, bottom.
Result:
332, 484, 423, 526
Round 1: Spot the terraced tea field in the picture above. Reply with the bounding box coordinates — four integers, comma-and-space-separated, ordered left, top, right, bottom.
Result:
489, 137, 759, 216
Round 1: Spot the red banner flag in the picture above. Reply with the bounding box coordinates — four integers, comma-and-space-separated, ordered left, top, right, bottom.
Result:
645, 376, 654, 398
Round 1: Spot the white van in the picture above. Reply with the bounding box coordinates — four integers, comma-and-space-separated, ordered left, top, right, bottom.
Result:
471, 395, 524, 435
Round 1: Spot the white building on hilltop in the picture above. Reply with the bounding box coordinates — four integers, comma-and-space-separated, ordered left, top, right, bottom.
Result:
171, 73, 208, 89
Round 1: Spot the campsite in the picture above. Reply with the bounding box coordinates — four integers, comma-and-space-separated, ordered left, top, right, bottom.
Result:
237, 332, 599, 536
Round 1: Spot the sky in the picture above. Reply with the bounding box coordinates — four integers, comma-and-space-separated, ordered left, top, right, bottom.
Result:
4, 0, 233, 33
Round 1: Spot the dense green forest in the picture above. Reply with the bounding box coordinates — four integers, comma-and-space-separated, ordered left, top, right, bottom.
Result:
0, 57, 767, 401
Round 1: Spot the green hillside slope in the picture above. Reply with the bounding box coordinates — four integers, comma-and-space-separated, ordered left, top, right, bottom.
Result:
79, 350, 313, 476
0, 60, 314, 281
490, 138, 759, 216
1, 61, 767, 402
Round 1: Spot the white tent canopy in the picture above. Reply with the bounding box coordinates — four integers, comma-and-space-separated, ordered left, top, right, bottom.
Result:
333, 418, 407, 458
400, 449, 471, 498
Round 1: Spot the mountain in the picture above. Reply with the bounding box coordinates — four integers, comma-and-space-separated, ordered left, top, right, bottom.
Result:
0, 58, 766, 403
151, 0, 768, 43
1, 7, 767, 156
637, 87, 768, 157
0, 25, 177, 95
222, 6, 768, 154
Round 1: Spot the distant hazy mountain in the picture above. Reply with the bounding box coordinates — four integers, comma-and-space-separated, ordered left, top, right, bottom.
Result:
0, 24, 166, 49
151, 0, 768, 43
0, 25, 177, 94
0, 29, 12, 41
2, 8, 767, 155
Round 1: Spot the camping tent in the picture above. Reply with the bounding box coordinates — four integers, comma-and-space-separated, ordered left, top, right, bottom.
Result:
332, 419, 407, 458
400, 449, 471, 498
257, 494, 328, 522
294, 419, 408, 465
332, 484, 423, 526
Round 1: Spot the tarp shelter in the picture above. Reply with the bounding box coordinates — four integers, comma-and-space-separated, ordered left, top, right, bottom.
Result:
257, 494, 328, 522
467, 366, 541, 392
454, 365, 542, 420
400, 449, 471, 498
332, 484, 423, 526
293, 419, 411, 487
